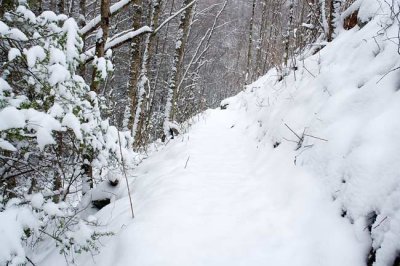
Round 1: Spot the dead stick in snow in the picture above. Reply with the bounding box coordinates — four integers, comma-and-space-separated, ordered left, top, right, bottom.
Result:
118, 132, 135, 219
284, 123, 302, 140
303, 134, 328, 142
25, 256, 36, 266
373, 216, 388, 229
184, 156, 190, 169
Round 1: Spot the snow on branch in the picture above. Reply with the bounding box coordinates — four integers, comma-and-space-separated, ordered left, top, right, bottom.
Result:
80, 0, 134, 37
82, 0, 197, 63
82, 26, 152, 63
105, 26, 152, 53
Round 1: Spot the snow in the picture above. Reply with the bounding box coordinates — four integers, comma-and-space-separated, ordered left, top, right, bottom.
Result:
8, 48, 21, 61
0, 21, 8, 33
82, 26, 152, 62
25, 46, 46, 68
0, 21, 28, 41
49, 103, 64, 118
105, 26, 152, 50
43, 202, 63, 216
0, 106, 65, 151
62, 113, 82, 140
7, 28, 29, 41
49, 47, 67, 65
0, 106, 26, 130
24, 109, 63, 150
3, 0, 400, 265
41, 109, 367, 266
0, 78, 12, 93
40, 0, 400, 264
0, 138, 17, 151
93, 57, 108, 80
49, 64, 71, 85
79, 0, 132, 36
16, 5, 36, 24
38, 11, 67, 24
0, 207, 38, 266
62, 18, 82, 64
30, 193, 45, 209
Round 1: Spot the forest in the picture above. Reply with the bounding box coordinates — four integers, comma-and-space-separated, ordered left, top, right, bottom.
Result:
1, 0, 400, 265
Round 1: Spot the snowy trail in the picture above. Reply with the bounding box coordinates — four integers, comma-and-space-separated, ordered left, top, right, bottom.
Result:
79, 108, 365, 266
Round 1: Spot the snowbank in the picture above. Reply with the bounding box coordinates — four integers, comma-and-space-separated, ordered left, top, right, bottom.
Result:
224, 2, 400, 265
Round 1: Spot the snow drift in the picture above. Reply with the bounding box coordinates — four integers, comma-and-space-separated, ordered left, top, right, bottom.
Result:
224, 1, 400, 264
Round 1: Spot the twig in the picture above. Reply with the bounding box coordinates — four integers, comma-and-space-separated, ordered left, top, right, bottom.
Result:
283, 137, 298, 143
373, 216, 388, 229
184, 156, 190, 169
117, 132, 135, 219
303, 134, 328, 142
377, 66, 400, 84
284, 123, 302, 140
25, 256, 36, 266
302, 63, 316, 78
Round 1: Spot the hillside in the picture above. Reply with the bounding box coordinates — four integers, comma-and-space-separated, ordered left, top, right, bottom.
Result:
38, 0, 400, 265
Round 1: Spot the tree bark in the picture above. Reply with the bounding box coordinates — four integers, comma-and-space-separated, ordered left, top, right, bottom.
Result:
163, 0, 195, 139
133, 0, 162, 149
126, 0, 143, 131
255, 0, 268, 78
90, 0, 111, 94
58, 0, 65, 14
327, 0, 335, 41
245, 0, 256, 84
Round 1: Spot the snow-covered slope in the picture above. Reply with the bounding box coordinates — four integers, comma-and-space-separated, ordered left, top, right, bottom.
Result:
40, 1, 400, 265
220, 2, 400, 264
41, 109, 366, 266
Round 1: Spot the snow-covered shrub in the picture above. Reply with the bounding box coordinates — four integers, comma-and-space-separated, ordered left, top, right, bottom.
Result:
0, 4, 135, 264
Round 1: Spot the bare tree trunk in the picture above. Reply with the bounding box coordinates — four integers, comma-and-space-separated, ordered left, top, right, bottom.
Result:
245, 0, 256, 84
58, 0, 65, 13
78, 0, 86, 76
327, 0, 334, 41
283, 0, 294, 68
126, 0, 143, 131
78, 0, 86, 27
163, 0, 195, 140
90, 0, 111, 94
51, 0, 57, 12
255, 0, 268, 78
134, 0, 162, 149
304, 0, 322, 45
53, 132, 63, 203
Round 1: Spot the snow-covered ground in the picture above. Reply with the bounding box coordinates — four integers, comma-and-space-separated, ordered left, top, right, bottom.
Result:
41, 109, 366, 266
39, 0, 400, 265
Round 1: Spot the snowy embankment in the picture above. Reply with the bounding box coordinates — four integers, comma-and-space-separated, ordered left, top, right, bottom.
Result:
41, 0, 400, 265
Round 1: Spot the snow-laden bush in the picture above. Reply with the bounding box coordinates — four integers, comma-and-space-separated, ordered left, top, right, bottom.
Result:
0, 4, 136, 265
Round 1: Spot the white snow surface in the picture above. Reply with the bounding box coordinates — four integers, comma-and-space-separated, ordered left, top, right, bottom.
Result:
36, 1, 400, 265
41, 109, 367, 266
